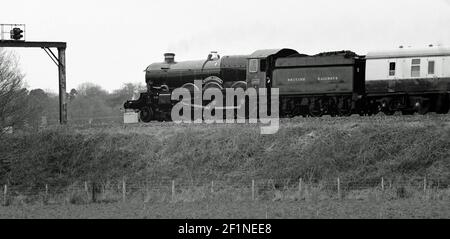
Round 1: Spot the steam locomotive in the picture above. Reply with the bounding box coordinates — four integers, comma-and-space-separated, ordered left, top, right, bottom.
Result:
124, 46, 450, 122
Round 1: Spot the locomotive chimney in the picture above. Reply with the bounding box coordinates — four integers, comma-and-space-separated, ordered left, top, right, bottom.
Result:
164, 53, 175, 64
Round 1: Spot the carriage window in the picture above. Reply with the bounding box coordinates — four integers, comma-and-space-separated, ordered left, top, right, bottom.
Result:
249, 59, 258, 73
411, 59, 420, 77
428, 61, 435, 75
389, 62, 396, 76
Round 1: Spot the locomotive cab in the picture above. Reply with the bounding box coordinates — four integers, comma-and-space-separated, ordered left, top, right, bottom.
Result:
246, 49, 299, 89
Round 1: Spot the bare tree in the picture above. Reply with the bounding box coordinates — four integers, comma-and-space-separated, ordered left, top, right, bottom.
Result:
0, 48, 26, 133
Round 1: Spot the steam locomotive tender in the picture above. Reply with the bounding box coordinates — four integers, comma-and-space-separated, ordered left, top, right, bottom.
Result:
272, 51, 366, 117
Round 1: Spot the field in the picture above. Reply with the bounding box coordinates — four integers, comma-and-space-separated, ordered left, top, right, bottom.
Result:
1, 199, 449, 219
0, 113, 450, 218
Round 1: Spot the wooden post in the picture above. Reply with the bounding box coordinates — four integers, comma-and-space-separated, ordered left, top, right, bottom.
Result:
84, 181, 88, 194
251, 179, 255, 201
122, 178, 126, 202
3, 184, 7, 205
265, 205, 268, 219
171, 180, 175, 202
337, 177, 341, 199
211, 181, 214, 194
57, 47, 67, 124
423, 177, 427, 193
91, 182, 95, 203
45, 184, 49, 198
144, 180, 149, 203
298, 178, 303, 197
84, 181, 89, 201
381, 177, 384, 191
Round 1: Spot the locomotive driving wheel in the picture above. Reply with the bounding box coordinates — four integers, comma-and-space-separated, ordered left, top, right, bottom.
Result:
139, 106, 153, 123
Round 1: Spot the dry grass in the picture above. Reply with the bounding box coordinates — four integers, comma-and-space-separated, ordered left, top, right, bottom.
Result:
1, 197, 449, 219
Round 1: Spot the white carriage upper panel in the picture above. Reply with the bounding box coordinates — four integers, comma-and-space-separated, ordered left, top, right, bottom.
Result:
365, 46, 450, 81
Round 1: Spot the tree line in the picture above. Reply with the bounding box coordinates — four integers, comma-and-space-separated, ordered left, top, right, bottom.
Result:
0, 48, 145, 132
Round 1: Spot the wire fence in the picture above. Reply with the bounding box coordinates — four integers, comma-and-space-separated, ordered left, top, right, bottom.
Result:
1, 176, 449, 206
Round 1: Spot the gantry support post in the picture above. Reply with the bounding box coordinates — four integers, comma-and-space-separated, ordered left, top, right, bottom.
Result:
58, 47, 67, 124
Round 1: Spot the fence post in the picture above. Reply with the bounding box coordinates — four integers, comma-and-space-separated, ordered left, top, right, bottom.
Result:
298, 178, 303, 197
122, 178, 126, 202
423, 177, 427, 193
3, 184, 7, 206
84, 181, 89, 201
171, 180, 175, 202
45, 184, 49, 200
84, 181, 87, 198
337, 177, 341, 200
144, 180, 149, 203
251, 179, 255, 201
381, 177, 384, 191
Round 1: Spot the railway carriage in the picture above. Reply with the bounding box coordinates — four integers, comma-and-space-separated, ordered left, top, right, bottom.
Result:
365, 46, 450, 115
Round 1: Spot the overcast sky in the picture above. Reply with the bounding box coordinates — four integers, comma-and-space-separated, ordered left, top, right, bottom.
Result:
1, 0, 450, 93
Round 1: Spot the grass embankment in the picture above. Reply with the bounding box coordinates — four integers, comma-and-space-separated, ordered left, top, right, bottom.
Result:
1, 115, 449, 190
1, 115, 450, 218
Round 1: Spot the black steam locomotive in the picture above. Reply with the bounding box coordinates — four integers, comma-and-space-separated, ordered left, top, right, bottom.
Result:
124, 47, 450, 122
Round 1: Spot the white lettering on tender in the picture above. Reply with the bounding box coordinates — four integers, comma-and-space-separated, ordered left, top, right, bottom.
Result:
287, 77, 305, 82
317, 76, 339, 81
